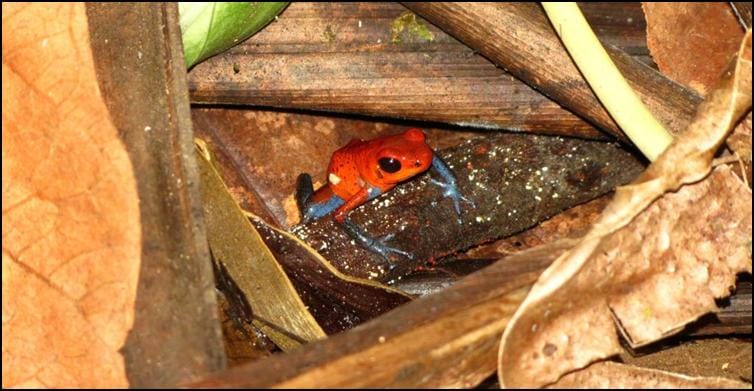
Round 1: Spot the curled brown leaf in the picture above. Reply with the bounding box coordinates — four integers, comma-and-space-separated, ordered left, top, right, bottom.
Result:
498, 30, 752, 388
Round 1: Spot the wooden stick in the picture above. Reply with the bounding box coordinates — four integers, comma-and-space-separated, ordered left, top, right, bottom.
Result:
86, 3, 227, 386
403, 3, 702, 139
190, 242, 571, 388
187, 2, 645, 139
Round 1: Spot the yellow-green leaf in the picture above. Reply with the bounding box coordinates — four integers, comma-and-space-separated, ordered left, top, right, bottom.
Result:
195, 139, 325, 351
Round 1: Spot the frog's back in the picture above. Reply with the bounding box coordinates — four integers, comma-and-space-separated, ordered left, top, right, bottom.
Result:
327, 138, 370, 199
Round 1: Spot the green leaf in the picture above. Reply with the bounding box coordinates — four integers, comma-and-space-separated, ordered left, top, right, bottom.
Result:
179, 2, 289, 68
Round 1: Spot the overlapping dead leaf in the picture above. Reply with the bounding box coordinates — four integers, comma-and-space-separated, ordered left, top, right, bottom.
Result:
196, 138, 412, 350
550, 361, 747, 389
644, 3, 745, 95
196, 139, 327, 350
498, 29, 752, 388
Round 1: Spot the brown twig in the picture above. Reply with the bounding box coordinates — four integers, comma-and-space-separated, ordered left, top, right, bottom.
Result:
403, 3, 702, 139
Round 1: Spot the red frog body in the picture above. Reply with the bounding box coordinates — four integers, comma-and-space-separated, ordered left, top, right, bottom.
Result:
296, 128, 472, 264
309, 128, 434, 222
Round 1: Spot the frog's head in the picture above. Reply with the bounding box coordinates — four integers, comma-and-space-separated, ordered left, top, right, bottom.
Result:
374, 128, 433, 184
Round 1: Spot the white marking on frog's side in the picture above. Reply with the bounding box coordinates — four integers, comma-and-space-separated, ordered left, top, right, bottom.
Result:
329, 173, 341, 185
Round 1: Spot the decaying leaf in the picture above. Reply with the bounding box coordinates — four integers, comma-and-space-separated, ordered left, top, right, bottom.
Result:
643, 3, 745, 95
197, 137, 411, 345
498, 30, 752, 388
2, 3, 140, 387
549, 361, 749, 389
620, 338, 752, 381
464, 195, 612, 260
196, 139, 326, 350
247, 215, 412, 334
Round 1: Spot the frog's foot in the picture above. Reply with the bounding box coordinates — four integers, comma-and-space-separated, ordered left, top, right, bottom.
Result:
296, 173, 314, 223
341, 218, 414, 268
429, 178, 476, 223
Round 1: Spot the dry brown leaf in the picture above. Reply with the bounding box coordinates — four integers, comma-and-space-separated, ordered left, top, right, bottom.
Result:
621, 338, 752, 381
2, 3, 140, 388
549, 361, 749, 389
498, 30, 752, 388
727, 111, 752, 185
644, 3, 745, 95
195, 140, 326, 351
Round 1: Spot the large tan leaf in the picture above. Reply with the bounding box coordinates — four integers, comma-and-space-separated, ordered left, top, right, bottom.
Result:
2, 3, 140, 388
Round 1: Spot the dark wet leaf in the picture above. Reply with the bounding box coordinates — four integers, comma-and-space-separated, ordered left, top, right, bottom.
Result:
247, 216, 412, 334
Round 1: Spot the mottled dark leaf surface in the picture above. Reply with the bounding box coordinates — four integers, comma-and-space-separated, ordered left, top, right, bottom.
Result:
294, 133, 645, 282
250, 217, 412, 334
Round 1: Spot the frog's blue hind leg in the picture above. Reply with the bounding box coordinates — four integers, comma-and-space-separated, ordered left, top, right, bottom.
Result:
331, 187, 414, 267
297, 175, 413, 268
296, 173, 344, 223
296, 173, 314, 221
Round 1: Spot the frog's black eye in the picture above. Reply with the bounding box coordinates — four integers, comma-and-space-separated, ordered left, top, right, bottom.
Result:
378, 157, 401, 173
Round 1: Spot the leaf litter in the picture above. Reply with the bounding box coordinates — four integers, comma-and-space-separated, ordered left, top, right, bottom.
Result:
498, 30, 752, 388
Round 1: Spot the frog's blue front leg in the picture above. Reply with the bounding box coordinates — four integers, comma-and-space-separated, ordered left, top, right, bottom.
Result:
429, 154, 475, 222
